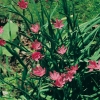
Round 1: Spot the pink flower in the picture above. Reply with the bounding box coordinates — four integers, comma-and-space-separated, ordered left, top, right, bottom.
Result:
53, 19, 64, 29
54, 76, 65, 88
65, 71, 74, 82
0, 39, 6, 46
50, 72, 67, 88
49, 70, 60, 81
0, 26, 3, 34
57, 45, 67, 55
68, 65, 78, 74
32, 66, 46, 77
18, 0, 28, 9
61, 73, 67, 82
30, 24, 40, 33
31, 40, 42, 50
87, 60, 100, 71
87, 60, 97, 71
31, 52, 44, 61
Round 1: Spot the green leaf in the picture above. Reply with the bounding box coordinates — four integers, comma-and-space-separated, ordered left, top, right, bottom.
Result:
0, 21, 18, 56
90, 48, 100, 60
19, 95, 27, 100
0, 97, 16, 100
79, 16, 100, 32
0, 21, 18, 41
1, 46, 12, 56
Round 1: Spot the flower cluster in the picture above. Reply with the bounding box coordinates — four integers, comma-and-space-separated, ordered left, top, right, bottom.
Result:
31, 65, 78, 88
29, 18, 65, 61
29, 22, 69, 88
16, 0, 99, 91
49, 65, 78, 87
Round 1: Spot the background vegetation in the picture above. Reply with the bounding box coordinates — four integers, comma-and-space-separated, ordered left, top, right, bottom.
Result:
0, 0, 100, 23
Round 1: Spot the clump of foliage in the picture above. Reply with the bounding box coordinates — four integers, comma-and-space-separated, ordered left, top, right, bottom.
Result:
0, 0, 100, 100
